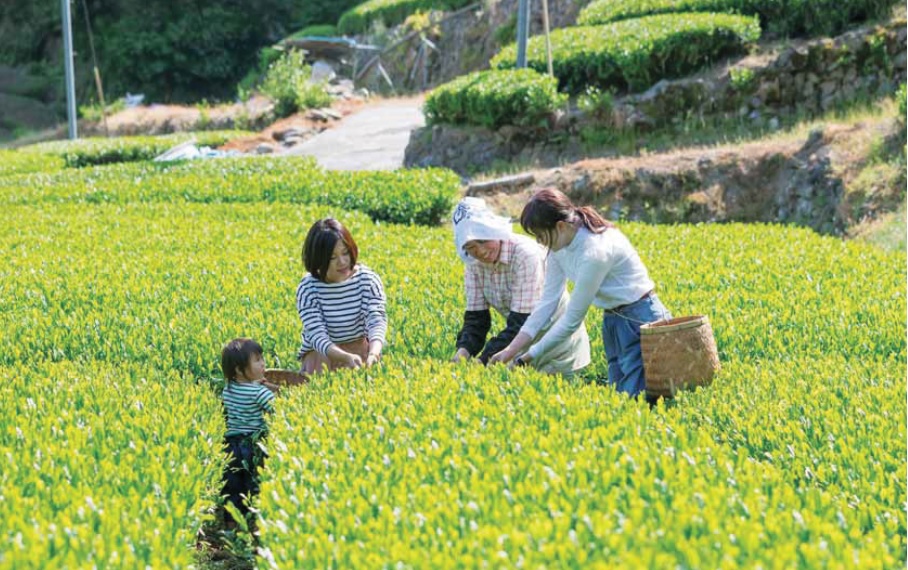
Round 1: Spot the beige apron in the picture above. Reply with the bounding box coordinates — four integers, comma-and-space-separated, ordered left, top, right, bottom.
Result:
526, 291, 591, 377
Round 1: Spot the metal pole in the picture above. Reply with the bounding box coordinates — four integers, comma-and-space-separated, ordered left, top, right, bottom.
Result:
541, 0, 553, 77
515, 0, 530, 68
61, 0, 78, 139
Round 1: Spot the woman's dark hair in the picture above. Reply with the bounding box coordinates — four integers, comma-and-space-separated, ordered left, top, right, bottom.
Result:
519, 187, 613, 247
302, 218, 359, 281
221, 338, 263, 382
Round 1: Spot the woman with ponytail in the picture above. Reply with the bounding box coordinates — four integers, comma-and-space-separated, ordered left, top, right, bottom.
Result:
490, 188, 671, 397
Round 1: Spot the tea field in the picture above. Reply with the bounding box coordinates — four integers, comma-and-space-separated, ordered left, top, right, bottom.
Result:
0, 152, 904, 568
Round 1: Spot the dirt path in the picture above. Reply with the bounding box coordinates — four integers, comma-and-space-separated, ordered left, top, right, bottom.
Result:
282, 97, 425, 170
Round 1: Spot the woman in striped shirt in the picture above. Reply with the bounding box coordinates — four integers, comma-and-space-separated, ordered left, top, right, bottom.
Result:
296, 218, 387, 375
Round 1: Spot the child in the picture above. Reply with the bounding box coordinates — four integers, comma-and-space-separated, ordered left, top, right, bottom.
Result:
220, 338, 275, 526
296, 218, 387, 374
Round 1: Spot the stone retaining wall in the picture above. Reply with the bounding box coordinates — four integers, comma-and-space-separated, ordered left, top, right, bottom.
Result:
405, 18, 907, 173
618, 18, 907, 129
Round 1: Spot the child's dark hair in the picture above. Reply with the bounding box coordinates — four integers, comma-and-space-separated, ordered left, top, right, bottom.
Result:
221, 338, 263, 382
520, 187, 613, 247
302, 218, 359, 281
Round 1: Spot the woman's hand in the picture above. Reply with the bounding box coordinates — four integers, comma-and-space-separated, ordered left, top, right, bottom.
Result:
342, 352, 363, 369
489, 332, 533, 366
328, 344, 363, 369
489, 347, 516, 366
365, 339, 383, 368
451, 347, 471, 363
507, 353, 532, 370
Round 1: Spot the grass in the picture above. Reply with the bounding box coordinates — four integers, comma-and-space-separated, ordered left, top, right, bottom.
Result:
850, 203, 907, 252
469, 93, 901, 180
583, 93, 900, 156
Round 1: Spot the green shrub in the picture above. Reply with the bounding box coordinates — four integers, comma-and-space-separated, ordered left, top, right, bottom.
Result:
78, 98, 127, 122
0, 150, 64, 177
23, 131, 251, 168
424, 68, 567, 129
85, 1, 300, 102
338, 0, 475, 35
492, 13, 761, 94
0, 157, 461, 226
577, 86, 617, 121
261, 50, 333, 117
0, 175, 904, 566
577, 0, 900, 39
289, 24, 339, 38
293, 0, 365, 28
0, 361, 223, 568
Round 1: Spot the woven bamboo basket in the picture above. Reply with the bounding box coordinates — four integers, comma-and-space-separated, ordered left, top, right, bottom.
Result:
640, 315, 719, 398
264, 368, 310, 387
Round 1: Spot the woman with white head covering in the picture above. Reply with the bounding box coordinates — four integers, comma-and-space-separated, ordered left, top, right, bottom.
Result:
451, 197, 591, 376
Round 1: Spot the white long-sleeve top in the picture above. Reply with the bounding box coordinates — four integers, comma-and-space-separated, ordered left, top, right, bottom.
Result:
521, 227, 654, 360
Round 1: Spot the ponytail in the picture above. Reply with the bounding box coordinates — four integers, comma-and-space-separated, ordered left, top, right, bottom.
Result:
521, 187, 614, 242
574, 206, 613, 234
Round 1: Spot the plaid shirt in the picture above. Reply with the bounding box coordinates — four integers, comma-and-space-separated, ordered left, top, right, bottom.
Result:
464, 234, 545, 316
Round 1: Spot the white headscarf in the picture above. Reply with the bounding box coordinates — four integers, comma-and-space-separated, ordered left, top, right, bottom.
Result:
452, 197, 513, 264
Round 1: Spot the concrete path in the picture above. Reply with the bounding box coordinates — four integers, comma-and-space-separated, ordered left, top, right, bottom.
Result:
283, 98, 424, 170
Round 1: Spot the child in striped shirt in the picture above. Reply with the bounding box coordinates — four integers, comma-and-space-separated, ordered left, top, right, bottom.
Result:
220, 338, 275, 526
296, 218, 387, 374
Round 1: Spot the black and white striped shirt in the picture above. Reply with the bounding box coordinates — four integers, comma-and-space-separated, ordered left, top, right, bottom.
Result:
222, 381, 275, 437
296, 264, 387, 357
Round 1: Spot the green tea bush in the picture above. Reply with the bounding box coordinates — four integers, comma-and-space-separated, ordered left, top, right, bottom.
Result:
3, 152, 904, 567
260, 50, 333, 117
258, 356, 904, 566
338, 0, 475, 35
294, 0, 365, 29
289, 24, 339, 38
0, 198, 901, 386
23, 131, 251, 168
0, 150, 64, 177
0, 157, 460, 225
0, 361, 223, 568
577, 0, 900, 39
424, 69, 567, 129
492, 13, 761, 94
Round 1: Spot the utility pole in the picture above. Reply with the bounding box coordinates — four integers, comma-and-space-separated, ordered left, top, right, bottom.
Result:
61, 0, 78, 139
541, 0, 553, 77
515, 0, 531, 68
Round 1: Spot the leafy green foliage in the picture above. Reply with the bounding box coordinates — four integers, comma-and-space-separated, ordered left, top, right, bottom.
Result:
577, 86, 617, 121
897, 82, 907, 126
578, 0, 901, 39
0, 150, 64, 177
289, 24, 339, 39
0, 361, 223, 568
260, 51, 333, 117
424, 69, 567, 129
492, 13, 761, 94
259, 354, 904, 567
89, 0, 301, 102
293, 0, 366, 29
338, 0, 475, 35
22, 131, 251, 168
0, 157, 460, 225
2, 138, 904, 567
78, 98, 127, 122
